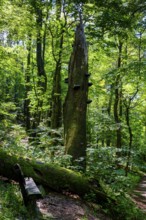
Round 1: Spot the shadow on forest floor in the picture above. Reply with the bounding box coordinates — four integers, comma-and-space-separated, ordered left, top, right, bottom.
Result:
37, 192, 111, 220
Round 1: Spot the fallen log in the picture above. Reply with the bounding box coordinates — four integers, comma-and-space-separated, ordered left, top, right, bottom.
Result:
0, 150, 111, 205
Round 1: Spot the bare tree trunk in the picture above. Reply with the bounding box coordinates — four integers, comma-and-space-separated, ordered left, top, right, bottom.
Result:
51, 59, 62, 129
125, 106, 133, 176
32, 2, 47, 129
24, 36, 31, 131
124, 88, 138, 176
51, 0, 65, 129
114, 42, 123, 150
63, 21, 88, 167
106, 86, 113, 146
36, 7, 47, 93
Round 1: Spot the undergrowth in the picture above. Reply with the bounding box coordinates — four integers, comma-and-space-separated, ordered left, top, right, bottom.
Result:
0, 180, 28, 220
0, 123, 146, 219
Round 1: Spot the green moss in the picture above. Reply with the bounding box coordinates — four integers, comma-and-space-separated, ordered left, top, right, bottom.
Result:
0, 149, 89, 196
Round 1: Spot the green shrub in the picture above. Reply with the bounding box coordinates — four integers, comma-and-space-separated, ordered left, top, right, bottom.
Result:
0, 180, 28, 220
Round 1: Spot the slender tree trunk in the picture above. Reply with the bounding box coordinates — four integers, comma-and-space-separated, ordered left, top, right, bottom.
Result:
63, 21, 88, 167
32, 2, 47, 129
36, 7, 47, 93
124, 88, 138, 175
114, 42, 123, 150
51, 57, 62, 129
125, 106, 133, 176
24, 36, 31, 131
106, 87, 113, 147
51, 0, 64, 129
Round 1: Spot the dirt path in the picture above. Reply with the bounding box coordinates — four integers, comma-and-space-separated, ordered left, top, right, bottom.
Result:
132, 174, 146, 212
37, 192, 111, 220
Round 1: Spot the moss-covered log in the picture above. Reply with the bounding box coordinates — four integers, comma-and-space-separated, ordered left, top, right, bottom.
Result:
0, 150, 110, 205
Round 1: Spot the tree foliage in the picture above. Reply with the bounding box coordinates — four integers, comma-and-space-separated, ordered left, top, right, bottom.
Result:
0, 0, 146, 194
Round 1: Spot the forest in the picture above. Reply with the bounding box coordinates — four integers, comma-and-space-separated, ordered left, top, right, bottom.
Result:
0, 0, 146, 219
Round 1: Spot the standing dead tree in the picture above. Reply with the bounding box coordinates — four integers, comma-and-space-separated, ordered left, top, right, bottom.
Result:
63, 10, 90, 167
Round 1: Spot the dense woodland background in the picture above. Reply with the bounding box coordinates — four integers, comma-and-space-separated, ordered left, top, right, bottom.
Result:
0, 0, 146, 219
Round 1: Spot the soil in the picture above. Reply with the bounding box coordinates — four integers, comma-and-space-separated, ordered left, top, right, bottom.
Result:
131, 174, 146, 213
36, 175, 146, 219
36, 192, 111, 220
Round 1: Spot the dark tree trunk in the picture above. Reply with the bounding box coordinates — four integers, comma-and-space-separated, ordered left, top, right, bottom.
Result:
32, 2, 47, 129
106, 86, 113, 147
63, 22, 88, 166
51, 0, 64, 129
24, 36, 31, 131
36, 7, 47, 93
125, 106, 133, 176
51, 58, 62, 129
124, 88, 138, 176
114, 42, 123, 150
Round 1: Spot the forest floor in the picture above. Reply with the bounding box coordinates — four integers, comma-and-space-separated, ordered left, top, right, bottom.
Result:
1, 175, 146, 219
37, 174, 146, 220
37, 192, 111, 220
131, 174, 146, 213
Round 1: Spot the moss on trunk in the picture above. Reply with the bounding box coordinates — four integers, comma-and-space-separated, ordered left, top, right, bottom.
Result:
0, 150, 110, 205
63, 22, 88, 164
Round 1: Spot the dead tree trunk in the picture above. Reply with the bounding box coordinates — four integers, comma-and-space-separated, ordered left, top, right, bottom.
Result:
63, 22, 89, 167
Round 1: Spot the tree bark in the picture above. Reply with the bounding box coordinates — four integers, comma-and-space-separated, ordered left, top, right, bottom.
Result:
125, 106, 133, 176
63, 22, 88, 165
24, 35, 31, 131
0, 150, 110, 205
32, 1, 47, 129
51, 0, 64, 129
106, 85, 113, 147
51, 59, 62, 129
114, 42, 123, 150
36, 6, 47, 93
124, 88, 138, 176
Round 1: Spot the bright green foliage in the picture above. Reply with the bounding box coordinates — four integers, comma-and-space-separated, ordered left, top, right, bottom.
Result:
0, 180, 28, 220
0, 0, 146, 218
0, 0, 145, 169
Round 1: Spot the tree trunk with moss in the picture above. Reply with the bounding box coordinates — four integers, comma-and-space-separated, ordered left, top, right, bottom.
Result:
0, 150, 111, 206
63, 22, 89, 166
